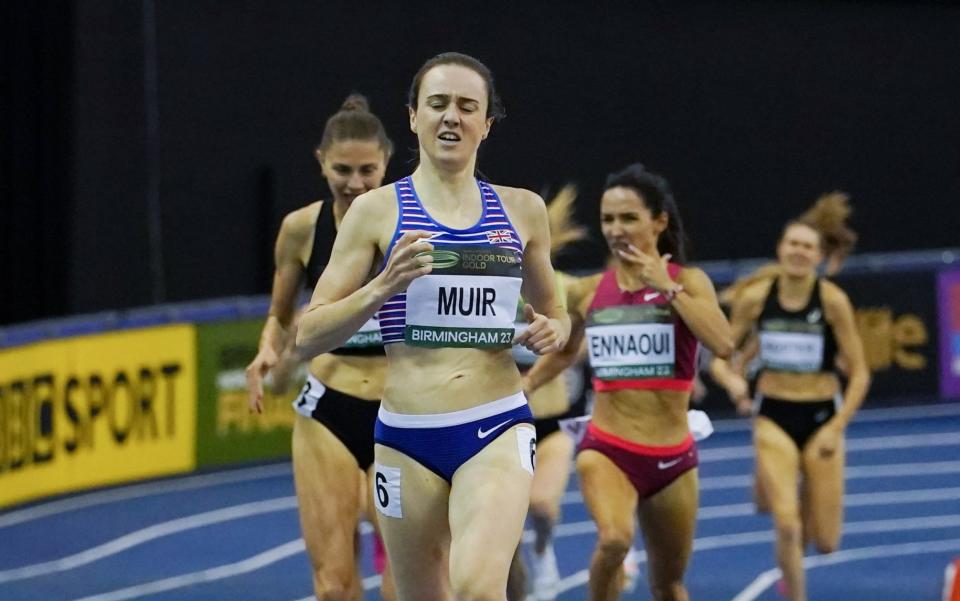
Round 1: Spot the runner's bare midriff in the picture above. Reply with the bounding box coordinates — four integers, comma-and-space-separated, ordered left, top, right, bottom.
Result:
592, 388, 690, 446
383, 345, 523, 413
758, 370, 840, 401
309, 353, 386, 402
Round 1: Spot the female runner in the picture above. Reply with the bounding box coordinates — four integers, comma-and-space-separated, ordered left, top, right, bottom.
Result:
526, 163, 732, 601
245, 94, 396, 601
711, 205, 870, 601
296, 52, 569, 601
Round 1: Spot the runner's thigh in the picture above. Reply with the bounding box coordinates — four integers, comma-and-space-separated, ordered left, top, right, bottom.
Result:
576, 449, 639, 543
448, 424, 536, 594
372, 444, 452, 601
638, 468, 699, 586
801, 432, 845, 551
753, 416, 802, 519
292, 415, 364, 581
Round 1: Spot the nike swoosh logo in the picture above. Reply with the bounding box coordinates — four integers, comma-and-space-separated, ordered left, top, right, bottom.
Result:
643, 292, 661, 302
477, 419, 512, 439
657, 457, 683, 470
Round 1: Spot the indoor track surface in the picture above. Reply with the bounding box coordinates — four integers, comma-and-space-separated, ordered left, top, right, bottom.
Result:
2, 402, 959, 601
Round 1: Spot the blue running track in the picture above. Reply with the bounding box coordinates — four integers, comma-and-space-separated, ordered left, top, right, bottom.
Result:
2, 403, 959, 600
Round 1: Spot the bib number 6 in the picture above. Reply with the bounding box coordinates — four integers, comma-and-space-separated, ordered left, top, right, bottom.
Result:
373, 464, 402, 519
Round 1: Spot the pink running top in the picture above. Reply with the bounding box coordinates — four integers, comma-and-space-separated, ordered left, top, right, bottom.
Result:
585, 264, 698, 392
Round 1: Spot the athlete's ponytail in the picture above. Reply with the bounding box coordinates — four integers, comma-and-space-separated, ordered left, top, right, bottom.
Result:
545, 184, 587, 259
315, 93, 393, 159
604, 163, 688, 264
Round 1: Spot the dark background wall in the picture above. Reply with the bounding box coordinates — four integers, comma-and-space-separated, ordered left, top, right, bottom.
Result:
4, 1, 959, 325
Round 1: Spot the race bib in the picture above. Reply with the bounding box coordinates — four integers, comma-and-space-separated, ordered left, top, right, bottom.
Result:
586, 305, 675, 380
292, 375, 327, 417
340, 316, 382, 349
759, 319, 825, 372
516, 426, 537, 475
373, 463, 403, 519
405, 245, 522, 349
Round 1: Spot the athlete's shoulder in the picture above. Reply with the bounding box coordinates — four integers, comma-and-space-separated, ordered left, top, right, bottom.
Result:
677, 265, 711, 284
280, 201, 321, 239
490, 185, 546, 214
568, 272, 604, 316
578, 271, 605, 290
350, 184, 397, 217
736, 276, 775, 310
820, 278, 852, 311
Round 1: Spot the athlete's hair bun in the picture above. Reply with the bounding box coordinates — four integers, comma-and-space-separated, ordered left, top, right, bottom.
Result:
340, 93, 370, 113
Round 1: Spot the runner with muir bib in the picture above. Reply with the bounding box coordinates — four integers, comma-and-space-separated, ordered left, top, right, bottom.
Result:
295, 52, 569, 601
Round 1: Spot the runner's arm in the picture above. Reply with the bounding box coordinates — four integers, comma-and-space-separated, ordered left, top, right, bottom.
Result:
296, 193, 433, 358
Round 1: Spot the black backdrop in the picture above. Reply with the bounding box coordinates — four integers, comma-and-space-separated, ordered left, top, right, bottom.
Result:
4, 1, 960, 324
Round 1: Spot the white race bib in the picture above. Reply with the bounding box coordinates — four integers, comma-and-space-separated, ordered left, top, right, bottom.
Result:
403, 244, 523, 349
759, 331, 824, 372
341, 316, 382, 349
373, 463, 403, 519
586, 304, 676, 380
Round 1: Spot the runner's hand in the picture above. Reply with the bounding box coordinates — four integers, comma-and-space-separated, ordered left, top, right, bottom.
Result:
723, 374, 752, 416
378, 231, 435, 296
814, 420, 843, 458
245, 346, 279, 414
616, 247, 674, 292
512, 303, 562, 354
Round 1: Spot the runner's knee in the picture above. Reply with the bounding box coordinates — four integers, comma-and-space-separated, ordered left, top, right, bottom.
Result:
529, 498, 559, 523
315, 589, 350, 601
812, 531, 840, 554
310, 561, 356, 601
595, 527, 632, 564
772, 513, 803, 545
649, 580, 688, 601
530, 497, 560, 524
451, 575, 507, 601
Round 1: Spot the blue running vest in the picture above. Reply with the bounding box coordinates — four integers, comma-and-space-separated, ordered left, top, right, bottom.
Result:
378, 177, 524, 348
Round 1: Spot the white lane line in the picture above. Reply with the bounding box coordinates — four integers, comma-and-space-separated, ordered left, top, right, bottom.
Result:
731, 538, 960, 601
535, 488, 960, 542
66, 535, 381, 601
69, 539, 306, 601
711, 402, 960, 433
0, 500, 374, 582
561, 460, 960, 505
696, 487, 960, 521
554, 515, 960, 595
0, 463, 292, 529
700, 431, 960, 462
0, 497, 298, 583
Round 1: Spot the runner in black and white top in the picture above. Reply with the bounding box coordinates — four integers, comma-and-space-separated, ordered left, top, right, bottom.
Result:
711, 207, 870, 601
296, 53, 569, 601
244, 94, 397, 601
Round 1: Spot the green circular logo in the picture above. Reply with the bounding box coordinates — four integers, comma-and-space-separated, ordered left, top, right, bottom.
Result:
416, 250, 460, 269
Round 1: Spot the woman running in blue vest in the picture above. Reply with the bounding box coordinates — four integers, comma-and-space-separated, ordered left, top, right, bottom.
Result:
296, 52, 569, 601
